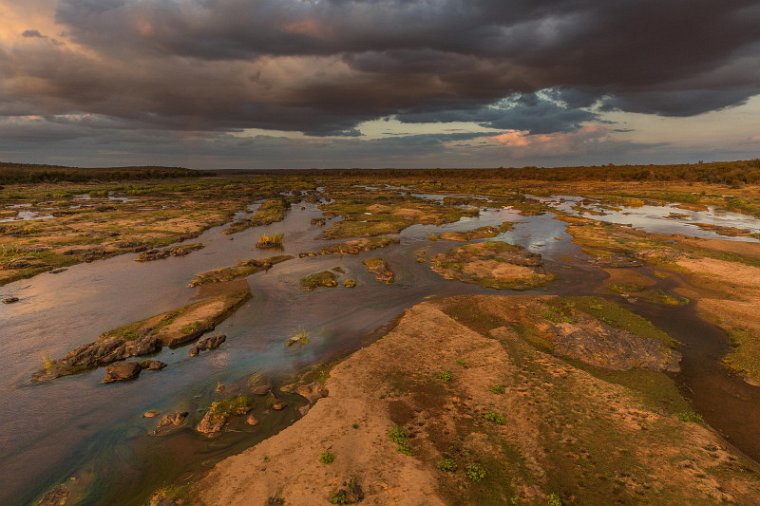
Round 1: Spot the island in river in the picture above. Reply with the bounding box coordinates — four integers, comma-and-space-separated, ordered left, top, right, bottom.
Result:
2, 160, 760, 505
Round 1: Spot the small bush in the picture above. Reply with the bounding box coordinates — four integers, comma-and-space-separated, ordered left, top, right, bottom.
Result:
438, 370, 453, 382
488, 384, 505, 394
256, 232, 284, 249
388, 425, 414, 455
319, 450, 335, 464
547, 492, 563, 506
437, 457, 458, 472
483, 410, 506, 425
465, 463, 486, 482
676, 410, 704, 423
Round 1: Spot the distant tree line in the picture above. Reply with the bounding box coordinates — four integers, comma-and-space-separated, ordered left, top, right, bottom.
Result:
233, 159, 760, 185
2, 159, 759, 185
0, 163, 212, 184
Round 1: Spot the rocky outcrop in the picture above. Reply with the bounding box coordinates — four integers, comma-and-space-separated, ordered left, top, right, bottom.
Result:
362, 258, 395, 284
135, 243, 204, 262
196, 395, 251, 436
102, 362, 142, 383
248, 374, 272, 395
140, 359, 167, 370
299, 237, 399, 258
31, 282, 250, 383
189, 334, 226, 356
32, 334, 162, 382
550, 320, 681, 372
430, 241, 553, 290
196, 412, 228, 435
188, 255, 292, 287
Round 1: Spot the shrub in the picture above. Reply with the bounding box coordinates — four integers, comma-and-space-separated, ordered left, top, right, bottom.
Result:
547, 492, 563, 506
488, 384, 505, 394
465, 463, 486, 482
438, 370, 453, 382
388, 425, 414, 455
256, 232, 284, 249
483, 410, 506, 425
437, 457, 458, 472
319, 450, 335, 464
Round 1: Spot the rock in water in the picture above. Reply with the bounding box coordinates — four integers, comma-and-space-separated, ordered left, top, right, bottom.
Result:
189, 334, 226, 356
245, 413, 259, 426
139, 359, 167, 371
196, 411, 228, 435
151, 412, 189, 436
102, 361, 142, 383
143, 410, 159, 418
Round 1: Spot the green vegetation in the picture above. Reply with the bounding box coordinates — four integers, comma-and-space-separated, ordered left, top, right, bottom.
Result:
150, 484, 192, 505
226, 198, 290, 235
552, 296, 678, 348
300, 270, 339, 291
483, 410, 506, 425
465, 463, 487, 482
436, 457, 458, 472
488, 384, 505, 394
388, 425, 414, 455
287, 328, 310, 347
438, 370, 453, 382
319, 450, 335, 464
0, 162, 209, 184
722, 328, 760, 383
362, 257, 395, 284
209, 394, 251, 417
676, 410, 704, 423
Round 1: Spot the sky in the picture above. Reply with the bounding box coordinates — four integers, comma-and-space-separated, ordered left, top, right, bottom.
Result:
0, 0, 758, 169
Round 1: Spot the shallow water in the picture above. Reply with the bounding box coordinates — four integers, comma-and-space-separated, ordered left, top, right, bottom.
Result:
1, 192, 759, 504
536, 195, 760, 242
0, 210, 56, 223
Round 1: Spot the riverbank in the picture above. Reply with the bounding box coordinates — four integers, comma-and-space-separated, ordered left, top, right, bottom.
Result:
192, 295, 760, 505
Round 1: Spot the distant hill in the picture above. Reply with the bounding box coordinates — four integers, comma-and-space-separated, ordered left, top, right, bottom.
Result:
0, 162, 212, 184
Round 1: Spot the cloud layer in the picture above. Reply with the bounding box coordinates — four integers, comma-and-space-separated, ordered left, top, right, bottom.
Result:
0, 0, 759, 166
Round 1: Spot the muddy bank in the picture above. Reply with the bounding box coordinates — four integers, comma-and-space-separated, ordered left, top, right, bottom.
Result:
194, 296, 760, 505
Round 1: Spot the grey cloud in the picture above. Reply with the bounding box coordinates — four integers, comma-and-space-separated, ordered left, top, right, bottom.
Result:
21, 30, 45, 38
0, 0, 757, 142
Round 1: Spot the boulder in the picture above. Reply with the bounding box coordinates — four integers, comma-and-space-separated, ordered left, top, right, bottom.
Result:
2, 296, 19, 304
245, 413, 259, 426
151, 411, 189, 436
102, 361, 142, 383
139, 359, 167, 371
196, 411, 228, 435
188, 334, 226, 357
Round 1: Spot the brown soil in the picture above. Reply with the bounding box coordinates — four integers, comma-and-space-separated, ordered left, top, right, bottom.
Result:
195, 296, 760, 505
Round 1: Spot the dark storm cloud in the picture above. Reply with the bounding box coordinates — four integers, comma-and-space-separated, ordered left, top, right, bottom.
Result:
397, 91, 598, 134
21, 30, 45, 39
2, 0, 760, 138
